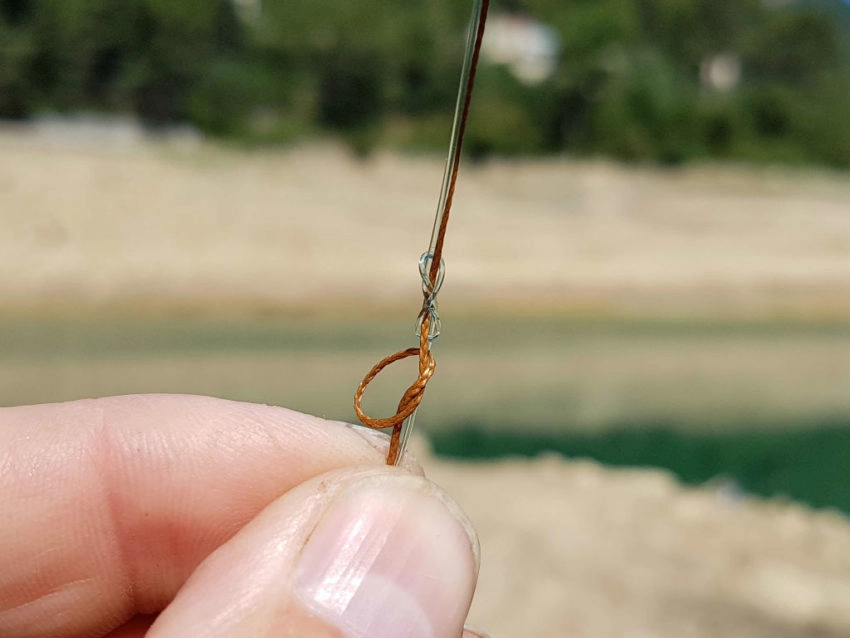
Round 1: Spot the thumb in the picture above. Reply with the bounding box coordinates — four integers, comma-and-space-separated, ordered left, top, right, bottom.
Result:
147, 466, 480, 638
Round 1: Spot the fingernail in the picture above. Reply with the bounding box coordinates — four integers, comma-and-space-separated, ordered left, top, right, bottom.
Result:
295, 476, 478, 638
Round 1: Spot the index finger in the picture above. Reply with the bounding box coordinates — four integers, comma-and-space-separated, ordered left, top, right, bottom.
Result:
0, 394, 410, 637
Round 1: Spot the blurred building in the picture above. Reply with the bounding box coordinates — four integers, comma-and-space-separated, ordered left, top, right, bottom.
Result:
700, 53, 742, 92
233, 0, 262, 21
481, 13, 560, 85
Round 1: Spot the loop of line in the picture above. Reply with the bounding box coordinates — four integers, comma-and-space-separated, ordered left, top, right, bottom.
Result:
419, 252, 446, 298
353, 319, 436, 464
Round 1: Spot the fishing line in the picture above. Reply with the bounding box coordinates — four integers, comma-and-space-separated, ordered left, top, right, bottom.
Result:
353, 0, 490, 465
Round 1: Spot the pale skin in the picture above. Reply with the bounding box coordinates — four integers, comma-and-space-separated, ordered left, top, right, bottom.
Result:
0, 394, 486, 638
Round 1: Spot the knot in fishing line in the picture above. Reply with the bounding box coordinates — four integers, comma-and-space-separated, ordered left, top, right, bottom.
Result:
417, 252, 445, 343
353, 255, 440, 433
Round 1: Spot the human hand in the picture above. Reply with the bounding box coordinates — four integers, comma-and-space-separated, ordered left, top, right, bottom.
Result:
0, 394, 485, 638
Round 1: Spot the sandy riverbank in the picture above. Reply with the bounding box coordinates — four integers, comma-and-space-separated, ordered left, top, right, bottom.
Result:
1, 131, 850, 319
418, 438, 850, 638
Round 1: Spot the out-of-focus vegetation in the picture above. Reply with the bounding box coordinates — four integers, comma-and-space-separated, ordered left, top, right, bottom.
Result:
2, 0, 850, 164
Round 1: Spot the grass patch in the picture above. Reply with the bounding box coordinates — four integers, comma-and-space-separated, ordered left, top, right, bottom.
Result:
431, 419, 850, 514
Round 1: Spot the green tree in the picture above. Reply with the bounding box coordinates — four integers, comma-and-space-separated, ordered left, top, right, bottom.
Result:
0, 17, 35, 117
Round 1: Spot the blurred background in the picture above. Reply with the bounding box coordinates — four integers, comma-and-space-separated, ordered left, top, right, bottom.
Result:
3, 0, 850, 636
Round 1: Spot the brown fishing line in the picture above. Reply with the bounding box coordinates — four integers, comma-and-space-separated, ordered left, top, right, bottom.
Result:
354, 0, 490, 465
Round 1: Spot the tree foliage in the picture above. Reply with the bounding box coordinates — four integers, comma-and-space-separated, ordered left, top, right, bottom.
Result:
2, 0, 850, 167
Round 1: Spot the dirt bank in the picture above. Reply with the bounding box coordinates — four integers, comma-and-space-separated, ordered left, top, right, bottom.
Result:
417, 438, 850, 638
2, 131, 850, 319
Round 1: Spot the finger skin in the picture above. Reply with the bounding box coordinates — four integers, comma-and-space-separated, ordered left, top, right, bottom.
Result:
149, 467, 478, 638
102, 616, 156, 638
0, 394, 414, 638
